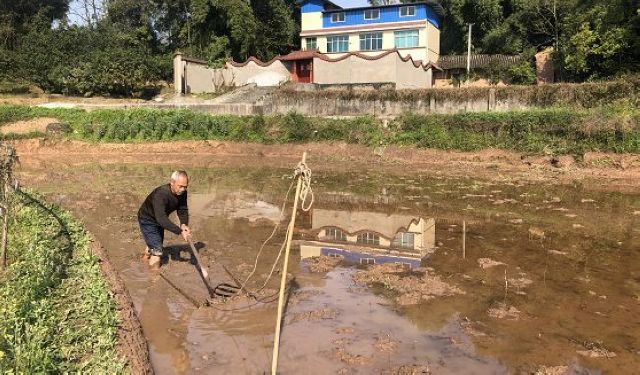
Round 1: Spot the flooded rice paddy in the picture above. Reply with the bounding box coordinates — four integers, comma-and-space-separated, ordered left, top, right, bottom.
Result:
18, 158, 640, 374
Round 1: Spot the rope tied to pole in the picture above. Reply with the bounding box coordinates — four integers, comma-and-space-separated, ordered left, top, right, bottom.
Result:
271, 151, 309, 374
238, 157, 314, 295
294, 161, 313, 212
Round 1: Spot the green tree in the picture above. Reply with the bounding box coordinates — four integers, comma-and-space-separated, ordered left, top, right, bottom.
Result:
439, 0, 503, 54
560, 0, 638, 80
0, 0, 70, 49
252, 0, 298, 61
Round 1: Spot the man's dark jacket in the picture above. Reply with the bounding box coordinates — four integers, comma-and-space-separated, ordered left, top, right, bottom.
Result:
137, 184, 188, 234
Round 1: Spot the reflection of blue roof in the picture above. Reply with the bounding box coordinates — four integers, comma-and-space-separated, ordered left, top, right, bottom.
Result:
320, 247, 422, 268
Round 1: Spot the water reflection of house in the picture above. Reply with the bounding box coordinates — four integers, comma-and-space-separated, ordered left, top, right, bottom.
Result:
299, 208, 435, 268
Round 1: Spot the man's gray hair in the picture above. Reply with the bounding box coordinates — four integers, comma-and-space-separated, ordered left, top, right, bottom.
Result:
170, 170, 188, 181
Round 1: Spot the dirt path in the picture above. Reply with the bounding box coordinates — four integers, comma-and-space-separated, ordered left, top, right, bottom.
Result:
8, 138, 640, 194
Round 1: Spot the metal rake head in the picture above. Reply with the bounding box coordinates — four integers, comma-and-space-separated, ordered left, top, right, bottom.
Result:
213, 282, 242, 297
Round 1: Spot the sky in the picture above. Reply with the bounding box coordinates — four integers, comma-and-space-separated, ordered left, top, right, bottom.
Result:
65, 0, 374, 26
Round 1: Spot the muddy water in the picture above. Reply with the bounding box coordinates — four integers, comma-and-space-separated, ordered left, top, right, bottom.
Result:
18, 159, 640, 374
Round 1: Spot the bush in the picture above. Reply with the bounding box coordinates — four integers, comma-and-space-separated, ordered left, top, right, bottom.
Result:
280, 112, 312, 142
0, 81, 30, 94
10, 26, 164, 97
1, 105, 638, 155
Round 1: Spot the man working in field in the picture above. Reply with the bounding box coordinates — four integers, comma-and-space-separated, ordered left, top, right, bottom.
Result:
138, 170, 192, 268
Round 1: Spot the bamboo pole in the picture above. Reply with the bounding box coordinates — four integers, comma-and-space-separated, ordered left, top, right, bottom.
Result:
271, 152, 306, 375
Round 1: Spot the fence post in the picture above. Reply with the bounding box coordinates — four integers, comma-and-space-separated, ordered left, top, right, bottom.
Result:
0, 145, 17, 270
173, 51, 184, 95
1, 178, 8, 269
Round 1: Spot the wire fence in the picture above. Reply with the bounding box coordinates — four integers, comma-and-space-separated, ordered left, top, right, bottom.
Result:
0, 143, 18, 269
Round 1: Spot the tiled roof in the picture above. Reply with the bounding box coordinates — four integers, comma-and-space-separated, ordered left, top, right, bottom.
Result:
437, 54, 523, 70
278, 50, 320, 61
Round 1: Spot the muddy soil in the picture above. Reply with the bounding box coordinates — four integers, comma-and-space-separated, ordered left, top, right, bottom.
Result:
11, 139, 640, 374
7, 138, 640, 194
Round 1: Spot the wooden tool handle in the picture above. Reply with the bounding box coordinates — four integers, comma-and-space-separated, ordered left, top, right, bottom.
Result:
188, 239, 209, 279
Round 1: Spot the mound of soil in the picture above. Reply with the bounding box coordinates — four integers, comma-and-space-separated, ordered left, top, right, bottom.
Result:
289, 308, 339, 323
0, 117, 60, 135
381, 364, 431, 374
478, 258, 506, 269
306, 255, 343, 272
353, 264, 464, 306
534, 366, 569, 375
487, 303, 522, 320
333, 338, 371, 365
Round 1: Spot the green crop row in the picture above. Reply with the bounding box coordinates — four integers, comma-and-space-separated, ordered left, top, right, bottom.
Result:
0, 101, 638, 155
0, 190, 125, 373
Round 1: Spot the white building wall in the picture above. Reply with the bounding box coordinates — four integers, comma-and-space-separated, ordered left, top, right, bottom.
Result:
426, 22, 440, 62
301, 12, 323, 31
306, 26, 433, 62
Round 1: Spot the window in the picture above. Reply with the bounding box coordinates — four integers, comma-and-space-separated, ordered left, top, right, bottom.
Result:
331, 12, 345, 23
400, 6, 415, 17
392, 232, 415, 249
327, 35, 349, 53
357, 232, 380, 245
359, 32, 383, 51
394, 30, 419, 48
325, 227, 347, 241
305, 37, 317, 50
364, 9, 379, 20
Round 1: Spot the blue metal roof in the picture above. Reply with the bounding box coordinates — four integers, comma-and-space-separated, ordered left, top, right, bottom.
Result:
322, 3, 441, 29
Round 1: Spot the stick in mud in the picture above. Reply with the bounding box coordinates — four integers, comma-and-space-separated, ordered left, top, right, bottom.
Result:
462, 220, 466, 259
159, 271, 208, 308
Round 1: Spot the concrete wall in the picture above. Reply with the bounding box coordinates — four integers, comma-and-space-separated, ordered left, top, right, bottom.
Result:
226, 60, 290, 87
176, 54, 291, 93
268, 87, 531, 116
314, 53, 396, 85
397, 47, 427, 62
395, 56, 431, 89
314, 53, 431, 89
184, 63, 215, 94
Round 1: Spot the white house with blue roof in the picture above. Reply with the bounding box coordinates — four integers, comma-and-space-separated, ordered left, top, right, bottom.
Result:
174, 1, 444, 92
299, 0, 443, 63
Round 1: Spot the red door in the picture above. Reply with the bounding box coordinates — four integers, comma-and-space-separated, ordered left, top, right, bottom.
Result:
295, 59, 313, 83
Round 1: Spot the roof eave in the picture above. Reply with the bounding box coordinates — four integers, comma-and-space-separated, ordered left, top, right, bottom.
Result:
321, 1, 445, 18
